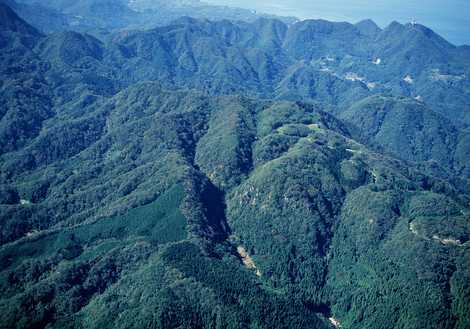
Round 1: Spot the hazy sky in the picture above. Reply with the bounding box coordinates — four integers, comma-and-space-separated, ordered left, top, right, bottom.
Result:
206, 0, 470, 45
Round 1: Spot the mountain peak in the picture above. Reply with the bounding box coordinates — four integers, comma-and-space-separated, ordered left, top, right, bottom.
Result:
407, 23, 455, 48
355, 19, 381, 36
384, 20, 405, 31
36, 31, 104, 64
380, 20, 453, 49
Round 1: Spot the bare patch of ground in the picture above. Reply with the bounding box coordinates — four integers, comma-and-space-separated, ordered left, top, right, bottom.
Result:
329, 317, 341, 328
237, 246, 262, 277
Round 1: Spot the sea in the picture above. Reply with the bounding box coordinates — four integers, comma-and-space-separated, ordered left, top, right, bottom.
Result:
206, 0, 470, 46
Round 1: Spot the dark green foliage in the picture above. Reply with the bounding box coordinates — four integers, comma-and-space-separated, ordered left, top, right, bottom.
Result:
195, 97, 257, 190
0, 185, 19, 204
1, 77, 468, 329
0, 4, 469, 329
455, 128, 470, 177
0, 79, 53, 154
341, 95, 464, 172
0, 184, 186, 329
226, 108, 470, 328
73, 241, 329, 329
326, 189, 469, 329
451, 251, 470, 329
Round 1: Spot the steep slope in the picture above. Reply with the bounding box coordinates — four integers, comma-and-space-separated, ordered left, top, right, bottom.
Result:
0, 4, 53, 155
226, 108, 470, 329
4, 3, 470, 124
340, 95, 464, 172
36, 31, 104, 65
0, 83, 341, 329
101, 17, 470, 125
0, 4, 469, 329
354, 19, 381, 37
372, 22, 455, 78
1, 83, 469, 329
6, 6, 465, 128
0, 2, 41, 55
455, 128, 470, 177
283, 19, 367, 59
0, 2, 39, 36
1, 0, 69, 33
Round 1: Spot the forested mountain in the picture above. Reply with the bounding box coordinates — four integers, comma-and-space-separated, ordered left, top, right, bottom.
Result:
0, 2, 469, 329
2, 0, 296, 35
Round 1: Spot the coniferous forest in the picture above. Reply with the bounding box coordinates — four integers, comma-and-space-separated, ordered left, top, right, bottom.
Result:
0, 1, 469, 328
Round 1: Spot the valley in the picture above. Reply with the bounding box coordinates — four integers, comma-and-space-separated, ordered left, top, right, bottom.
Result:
0, 1, 469, 329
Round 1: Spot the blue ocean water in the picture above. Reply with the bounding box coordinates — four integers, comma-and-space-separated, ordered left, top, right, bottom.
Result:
206, 0, 470, 45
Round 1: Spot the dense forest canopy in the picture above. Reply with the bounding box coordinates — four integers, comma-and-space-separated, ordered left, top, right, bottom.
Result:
0, 1, 469, 328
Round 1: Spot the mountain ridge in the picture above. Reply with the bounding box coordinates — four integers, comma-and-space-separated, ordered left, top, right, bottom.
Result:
0, 3, 469, 329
